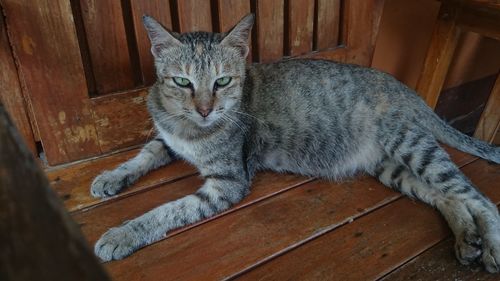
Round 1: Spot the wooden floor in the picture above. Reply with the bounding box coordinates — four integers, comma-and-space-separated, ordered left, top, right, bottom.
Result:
46, 146, 500, 281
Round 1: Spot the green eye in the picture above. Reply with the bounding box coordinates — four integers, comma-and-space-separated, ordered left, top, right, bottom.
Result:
215, 77, 232, 87
173, 77, 191, 87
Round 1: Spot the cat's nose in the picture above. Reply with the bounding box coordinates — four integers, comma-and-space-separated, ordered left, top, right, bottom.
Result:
196, 106, 213, 118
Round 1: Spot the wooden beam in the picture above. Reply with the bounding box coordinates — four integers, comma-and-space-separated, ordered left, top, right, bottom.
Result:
474, 73, 500, 143
0, 105, 110, 281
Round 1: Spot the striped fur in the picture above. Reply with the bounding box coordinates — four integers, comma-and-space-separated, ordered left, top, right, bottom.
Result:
91, 14, 500, 272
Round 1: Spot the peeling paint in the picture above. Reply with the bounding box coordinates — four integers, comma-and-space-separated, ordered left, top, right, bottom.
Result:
21, 35, 35, 55
63, 125, 98, 144
58, 111, 66, 125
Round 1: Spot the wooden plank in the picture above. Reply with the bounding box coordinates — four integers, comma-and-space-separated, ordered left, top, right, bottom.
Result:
92, 148, 470, 280
381, 238, 498, 281
256, 0, 284, 62
80, 0, 136, 94
474, 74, 500, 143
0, 105, 110, 281
76, 172, 313, 243
0, 12, 36, 154
342, 0, 385, 66
91, 89, 152, 153
235, 159, 499, 280
416, 2, 460, 109
457, 3, 500, 41
288, 0, 314, 56
46, 148, 197, 213
1, 0, 101, 165
316, 0, 341, 50
131, 0, 172, 86
217, 0, 252, 62
177, 0, 212, 32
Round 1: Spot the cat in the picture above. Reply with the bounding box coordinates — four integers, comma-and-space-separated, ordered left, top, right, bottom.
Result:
90, 14, 500, 272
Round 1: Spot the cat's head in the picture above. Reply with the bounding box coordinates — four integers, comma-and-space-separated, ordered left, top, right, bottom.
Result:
143, 14, 254, 129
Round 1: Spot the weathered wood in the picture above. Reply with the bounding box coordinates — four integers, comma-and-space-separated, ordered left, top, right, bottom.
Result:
91, 89, 152, 153
47, 148, 197, 213
0, 12, 36, 154
177, 0, 212, 32
80, 0, 136, 94
416, 2, 460, 109
342, 0, 385, 66
235, 159, 498, 280
473, 73, 500, 143
0, 105, 110, 281
288, 0, 314, 56
316, 0, 341, 50
1, 0, 101, 165
131, 0, 172, 85
217, 0, 252, 62
255, 0, 284, 62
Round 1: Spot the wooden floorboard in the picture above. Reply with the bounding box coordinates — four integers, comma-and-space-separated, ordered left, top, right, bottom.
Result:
49, 146, 481, 280
233, 160, 500, 281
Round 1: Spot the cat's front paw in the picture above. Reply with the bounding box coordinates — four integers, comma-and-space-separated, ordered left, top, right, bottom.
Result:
94, 225, 142, 262
90, 171, 126, 198
481, 236, 500, 273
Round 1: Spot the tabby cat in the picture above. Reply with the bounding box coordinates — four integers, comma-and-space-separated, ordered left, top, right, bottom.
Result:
91, 14, 500, 272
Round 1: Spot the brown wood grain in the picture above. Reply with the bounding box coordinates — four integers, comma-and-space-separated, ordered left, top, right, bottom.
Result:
457, 2, 500, 41
256, 0, 284, 62
316, 0, 341, 50
0, 13, 36, 154
1, 0, 101, 165
473, 71, 500, 144
90, 89, 152, 153
177, 0, 212, 32
80, 0, 136, 94
416, 2, 460, 109
217, 0, 252, 62
343, 0, 385, 66
0, 105, 110, 281
47, 148, 197, 213
236, 159, 499, 280
130, 0, 173, 86
288, 0, 314, 56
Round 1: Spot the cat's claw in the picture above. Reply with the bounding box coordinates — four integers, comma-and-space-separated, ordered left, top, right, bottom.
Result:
94, 225, 141, 262
90, 170, 125, 198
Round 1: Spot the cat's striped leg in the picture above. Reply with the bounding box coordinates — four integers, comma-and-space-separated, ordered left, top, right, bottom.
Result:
91, 138, 174, 198
93, 163, 250, 261
378, 126, 500, 272
371, 157, 484, 266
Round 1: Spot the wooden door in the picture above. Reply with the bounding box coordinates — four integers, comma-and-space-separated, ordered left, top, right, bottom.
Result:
0, 0, 383, 165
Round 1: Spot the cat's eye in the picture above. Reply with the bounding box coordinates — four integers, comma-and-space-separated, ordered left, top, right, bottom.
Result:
173, 77, 191, 87
215, 77, 232, 87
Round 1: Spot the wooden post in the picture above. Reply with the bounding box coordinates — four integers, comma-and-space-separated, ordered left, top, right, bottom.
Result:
0, 104, 110, 281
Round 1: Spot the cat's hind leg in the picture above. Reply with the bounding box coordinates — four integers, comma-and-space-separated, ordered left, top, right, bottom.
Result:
91, 138, 174, 198
375, 124, 500, 273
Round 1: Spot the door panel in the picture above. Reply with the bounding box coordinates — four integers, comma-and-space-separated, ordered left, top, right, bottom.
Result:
1, 0, 383, 165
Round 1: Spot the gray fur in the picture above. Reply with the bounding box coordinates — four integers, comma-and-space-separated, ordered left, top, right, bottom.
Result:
91, 14, 500, 272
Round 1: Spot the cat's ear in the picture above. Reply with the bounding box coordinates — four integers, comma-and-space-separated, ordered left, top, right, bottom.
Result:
221, 14, 254, 58
142, 15, 181, 58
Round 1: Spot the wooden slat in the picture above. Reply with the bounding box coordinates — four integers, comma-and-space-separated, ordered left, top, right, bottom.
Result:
0, 105, 110, 281
316, 0, 341, 50
0, 13, 36, 154
457, 3, 500, 41
474, 74, 500, 143
91, 148, 472, 280
131, 0, 173, 86
2, 0, 101, 165
236, 159, 499, 280
342, 0, 385, 66
47, 148, 197, 212
177, 0, 212, 32
416, 2, 460, 109
256, 0, 284, 62
381, 238, 497, 281
80, 0, 136, 94
91, 89, 152, 153
288, 0, 314, 56
217, 0, 252, 62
